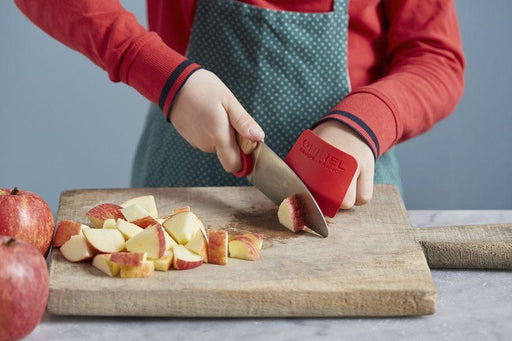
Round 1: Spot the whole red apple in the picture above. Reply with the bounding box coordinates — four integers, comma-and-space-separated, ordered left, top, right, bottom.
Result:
0, 236, 49, 341
0, 187, 55, 256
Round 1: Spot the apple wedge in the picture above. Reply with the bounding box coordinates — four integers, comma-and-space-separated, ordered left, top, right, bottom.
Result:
150, 250, 174, 272
278, 195, 305, 232
172, 245, 203, 270
121, 203, 159, 228
60, 234, 96, 262
163, 211, 204, 245
171, 206, 190, 216
185, 229, 208, 263
229, 233, 263, 250
121, 195, 158, 218
92, 254, 120, 277
102, 218, 117, 229
53, 220, 90, 247
125, 224, 165, 259
120, 261, 155, 278
110, 252, 147, 267
116, 219, 144, 240
162, 227, 178, 250
86, 203, 124, 228
207, 229, 228, 265
82, 228, 125, 253
228, 239, 261, 261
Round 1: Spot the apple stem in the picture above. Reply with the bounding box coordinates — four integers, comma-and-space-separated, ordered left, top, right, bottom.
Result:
6, 238, 16, 246
11, 187, 19, 195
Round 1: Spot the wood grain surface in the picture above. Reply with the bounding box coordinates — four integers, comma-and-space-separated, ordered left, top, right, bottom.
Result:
47, 185, 437, 317
414, 223, 512, 269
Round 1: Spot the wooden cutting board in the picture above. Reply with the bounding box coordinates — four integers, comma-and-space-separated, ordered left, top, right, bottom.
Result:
47, 185, 438, 317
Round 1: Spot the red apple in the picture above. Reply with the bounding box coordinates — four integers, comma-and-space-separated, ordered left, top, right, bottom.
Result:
0, 236, 49, 340
0, 187, 55, 256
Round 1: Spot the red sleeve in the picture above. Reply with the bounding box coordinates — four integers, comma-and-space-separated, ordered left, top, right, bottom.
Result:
14, 0, 201, 119
314, 0, 465, 159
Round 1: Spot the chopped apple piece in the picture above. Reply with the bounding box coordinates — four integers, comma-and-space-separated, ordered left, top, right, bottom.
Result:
228, 239, 261, 261
172, 245, 203, 270
229, 233, 263, 250
121, 195, 158, 218
163, 211, 204, 245
53, 220, 89, 247
125, 224, 165, 259
102, 218, 117, 229
116, 219, 144, 240
82, 228, 125, 253
278, 195, 305, 232
162, 227, 178, 250
171, 206, 190, 216
86, 203, 124, 228
207, 229, 228, 265
185, 229, 208, 263
110, 252, 147, 267
60, 235, 96, 262
92, 254, 120, 277
121, 204, 159, 228
150, 251, 174, 272
120, 261, 155, 278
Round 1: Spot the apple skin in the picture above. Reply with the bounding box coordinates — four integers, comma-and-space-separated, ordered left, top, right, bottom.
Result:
207, 229, 228, 265
86, 203, 124, 229
228, 239, 261, 261
229, 233, 263, 250
0, 236, 49, 341
53, 220, 82, 247
0, 187, 55, 256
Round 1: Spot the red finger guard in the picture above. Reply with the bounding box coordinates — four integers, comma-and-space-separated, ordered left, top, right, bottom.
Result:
284, 130, 358, 218
232, 148, 254, 178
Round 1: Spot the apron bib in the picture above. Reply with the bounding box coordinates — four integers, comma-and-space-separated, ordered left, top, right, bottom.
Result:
132, 0, 402, 194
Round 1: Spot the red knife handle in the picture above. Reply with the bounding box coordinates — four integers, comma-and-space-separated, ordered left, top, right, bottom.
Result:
284, 129, 358, 217
232, 148, 254, 178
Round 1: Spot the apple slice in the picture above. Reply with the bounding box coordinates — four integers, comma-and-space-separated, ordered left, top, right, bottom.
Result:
121, 204, 159, 228
125, 224, 165, 259
156, 218, 165, 224
121, 195, 158, 218
171, 206, 190, 216
92, 254, 120, 277
229, 233, 264, 250
172, 245, 203, 270
86, 203, 124, 228
185, 229, 208, 263
163, 211, 204, 245
150, 250, 174, 272
116, 219, 144, 240
82, 228, 125, 253
60, 235, 96, 262
228, 239, 261, 261
102, 218, 117, 229
162, 227, 178, 250
120, 261, 155, 278
53, 220, 89, 247
207, 229, 228, 265
278, 195, 305, 232
110, 252, 147, 267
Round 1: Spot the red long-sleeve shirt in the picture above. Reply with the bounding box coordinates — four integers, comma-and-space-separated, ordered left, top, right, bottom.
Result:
15, 0, 465, 158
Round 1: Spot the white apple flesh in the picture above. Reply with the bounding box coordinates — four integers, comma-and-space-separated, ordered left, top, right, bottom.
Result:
125, 224, 165, 259
163, 211, 204, 245
60, 235, 96, 262
172, 245, 203, 270
278, 195, 305, 232
121, 195, 158, 218
92, 254, 120, 277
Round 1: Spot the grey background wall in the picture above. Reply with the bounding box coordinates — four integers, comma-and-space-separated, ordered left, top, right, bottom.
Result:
1, 1, 511, 212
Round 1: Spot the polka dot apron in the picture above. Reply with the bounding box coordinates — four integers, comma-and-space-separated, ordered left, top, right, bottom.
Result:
132, 0, 403, 195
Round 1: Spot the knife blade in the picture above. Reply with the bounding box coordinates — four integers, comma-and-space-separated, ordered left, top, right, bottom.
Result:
246, 142, 328, 237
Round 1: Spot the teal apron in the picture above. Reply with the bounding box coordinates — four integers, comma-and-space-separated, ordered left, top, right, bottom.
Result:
132, 0, 402, 194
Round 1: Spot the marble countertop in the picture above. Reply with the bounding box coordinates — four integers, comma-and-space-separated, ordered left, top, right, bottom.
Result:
28, 210, 512, 341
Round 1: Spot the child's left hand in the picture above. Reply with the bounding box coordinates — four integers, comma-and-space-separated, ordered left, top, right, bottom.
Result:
312, 120, 375, 209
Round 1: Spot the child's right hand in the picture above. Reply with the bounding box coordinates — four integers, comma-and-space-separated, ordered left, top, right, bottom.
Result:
169, 69, 265, 173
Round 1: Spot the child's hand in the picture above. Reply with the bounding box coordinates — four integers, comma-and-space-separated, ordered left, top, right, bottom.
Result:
312, 120, 375, 209
169, 70, 265, 173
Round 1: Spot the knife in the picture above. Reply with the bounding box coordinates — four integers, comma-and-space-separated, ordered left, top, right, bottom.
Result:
233, 136, 328, 237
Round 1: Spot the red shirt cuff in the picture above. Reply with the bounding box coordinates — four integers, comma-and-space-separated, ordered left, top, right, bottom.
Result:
121, 32, 201, 120
313, 88, 401, 158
